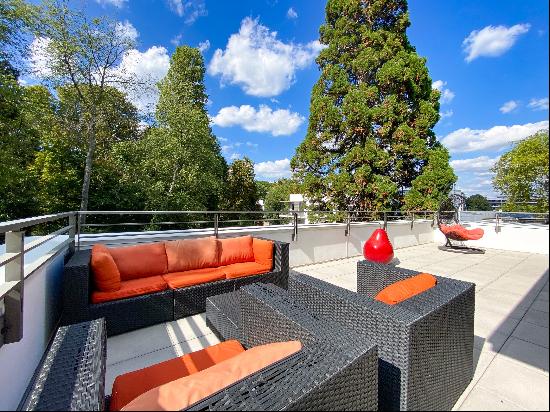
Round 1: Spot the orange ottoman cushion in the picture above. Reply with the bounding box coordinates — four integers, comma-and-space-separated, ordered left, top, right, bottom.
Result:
375, 273, 437, 305
218, 236, 255, 266
164, 237, 219, 273
110, 340, 245, 411
91, 276, 168, 304
91, 244, 121, 292
162, 267, 226, 289
121, 341, 302, 411
252, 238, 273, 268
223, 262, 272, 279
109, 242, 168, 281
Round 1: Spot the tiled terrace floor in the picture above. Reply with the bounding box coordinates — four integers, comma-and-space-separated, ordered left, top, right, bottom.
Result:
106, 243, 549, 411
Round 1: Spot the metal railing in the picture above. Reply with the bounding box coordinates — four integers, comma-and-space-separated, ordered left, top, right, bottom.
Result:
0, 212, 77, 347
0, 207, 547, 347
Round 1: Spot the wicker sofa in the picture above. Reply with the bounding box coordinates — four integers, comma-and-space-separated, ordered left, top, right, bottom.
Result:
288, 262, 475, 411
61, 236, 289, 336
198, 283, 379, 411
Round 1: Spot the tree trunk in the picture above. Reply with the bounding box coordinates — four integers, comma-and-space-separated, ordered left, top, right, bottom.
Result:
79, 115, 96, 224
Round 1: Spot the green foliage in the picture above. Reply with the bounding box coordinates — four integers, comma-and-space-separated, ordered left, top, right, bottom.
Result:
0, 0, 35, 65
403, 146, 456, 210
264, 179, 301, 212
292, 0, 455, 211
492, 130, 549, 213
0, 70, 41, 220
132, 46, 227, 211
223, 158, 260, 212
255, 180, 272, 201
466, 194, 492, 211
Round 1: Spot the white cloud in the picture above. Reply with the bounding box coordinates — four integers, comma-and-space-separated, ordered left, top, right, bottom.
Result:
246, 141, 259, 149
29, 37, 53, 78
432, 80, 455, 104
198, 40, 210, 53
115, 20, 139, 43
96, 0, 127, 8
168, 0, 207, 24
111, 46, 171, 113
528, 97, 549, 111
463, 24, 530, 62
440, 110, 453, 120
287, 7, 298, 19
171, 34, 183, 46
254, 159, 291, 180
208, 17, 324, 97
451, 156, 499, 172
441, 120, 549, 153
218, 136, 229, 143
210, 104, 304, 136
499, 100, 518, 113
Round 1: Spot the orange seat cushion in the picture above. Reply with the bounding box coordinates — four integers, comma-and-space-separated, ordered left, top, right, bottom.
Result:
91, 244, 121, 292
252, 238, 273, 268
109, 243, 168, 281
164, 237, 219, 273
218, 236, 255, 266
223, 262, 272, 279
91, 276, 168, 304
110, 340, 245, 411
375, 273, 437, 305
162, 267, 226, 289
121, 341, 302, 411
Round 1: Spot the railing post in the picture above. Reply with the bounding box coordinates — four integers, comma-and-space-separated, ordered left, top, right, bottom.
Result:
2, 231, 24, 345
214, 213, 219, 238
345, 212, 351, 237
76, 211, 81, 251
410, 212, 415, 230
292, 212, 298, 242
383, 212, 388, 231
68, 213, 76, 254
495, 212, 501, 233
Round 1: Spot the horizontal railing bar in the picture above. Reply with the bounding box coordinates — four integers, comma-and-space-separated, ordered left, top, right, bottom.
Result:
0, 252, 21, 268
0, 280, 20, 300
23, 225, 72, 254
0, 212, 75, 233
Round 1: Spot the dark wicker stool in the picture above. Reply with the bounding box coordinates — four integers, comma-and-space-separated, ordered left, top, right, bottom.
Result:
19, 319, 106, 411
206, 291, 242, 342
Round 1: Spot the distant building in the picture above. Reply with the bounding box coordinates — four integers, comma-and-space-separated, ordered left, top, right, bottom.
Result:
280, 194, 310, 224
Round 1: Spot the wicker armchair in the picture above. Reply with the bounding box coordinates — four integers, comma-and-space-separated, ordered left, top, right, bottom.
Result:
288, 262, 475, 411
200, 283, 379, 411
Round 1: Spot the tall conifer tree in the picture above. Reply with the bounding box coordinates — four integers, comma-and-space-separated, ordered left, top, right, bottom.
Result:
292, 0, 456, 211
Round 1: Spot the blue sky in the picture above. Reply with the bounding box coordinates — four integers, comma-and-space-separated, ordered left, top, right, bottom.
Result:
32, 0, 549, 197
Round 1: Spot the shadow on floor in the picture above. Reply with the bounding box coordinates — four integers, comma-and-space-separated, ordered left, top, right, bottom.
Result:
437, 245, 485, 255
488, 268, 549, 371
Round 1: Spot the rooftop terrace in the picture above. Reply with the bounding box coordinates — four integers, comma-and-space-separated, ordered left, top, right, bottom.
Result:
104, 243, 549, 411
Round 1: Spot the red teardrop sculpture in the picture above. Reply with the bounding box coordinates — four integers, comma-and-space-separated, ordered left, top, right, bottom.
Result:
363, 228, 394, 264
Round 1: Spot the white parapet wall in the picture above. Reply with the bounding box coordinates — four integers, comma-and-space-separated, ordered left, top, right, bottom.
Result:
434, 221, 549, 255
80, 219, 436, 267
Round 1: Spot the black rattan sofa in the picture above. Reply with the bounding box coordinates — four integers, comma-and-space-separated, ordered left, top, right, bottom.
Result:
61, 238, 289, 336
288, 261, 475, 411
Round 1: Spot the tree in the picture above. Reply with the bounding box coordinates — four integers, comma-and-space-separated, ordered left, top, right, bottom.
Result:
134, 46, 227, 212
264, 179, 301, 212
492, 130, 549, 212
0, 0, 34, 67
0, 68, 42, 220
466, 194, 492, 211
403, 147, 456, 210
292, 0, 455, 212
31, 0, 139, 216
255, 180, 272, 202
29, 85, 142, 214
223, 158, 260, 212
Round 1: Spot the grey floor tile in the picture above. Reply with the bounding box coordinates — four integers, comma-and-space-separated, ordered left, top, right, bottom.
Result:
476, 356, 549, 411
499, 337, 549, 373
523, 308, 549, 328
457, 386, 526, 411
512, 320, 549, 348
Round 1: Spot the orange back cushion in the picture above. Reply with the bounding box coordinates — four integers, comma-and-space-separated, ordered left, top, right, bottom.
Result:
109, 242, 168, 281
121, 340, 302, 411
164, 237, 219, 273
218, 236, 255, 266
375, 273, 437, 305
110, 340, 245, 411
252, 238, 273, 268
90, 244, 121, 292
